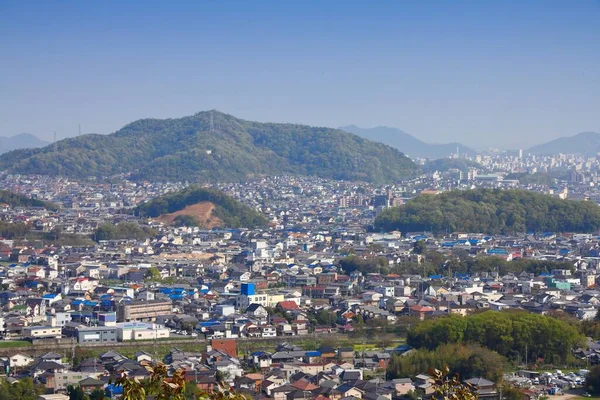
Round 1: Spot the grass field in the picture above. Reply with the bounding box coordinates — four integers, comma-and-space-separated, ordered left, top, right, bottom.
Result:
0, 341, 32, 349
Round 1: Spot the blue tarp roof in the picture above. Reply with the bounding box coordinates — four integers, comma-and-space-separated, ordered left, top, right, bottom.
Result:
488, 249, 508, 255
105, 384, 123, 395
199, 321, 221, 327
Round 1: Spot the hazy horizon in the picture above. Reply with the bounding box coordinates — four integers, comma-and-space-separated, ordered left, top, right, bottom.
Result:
1, 1, 599, 149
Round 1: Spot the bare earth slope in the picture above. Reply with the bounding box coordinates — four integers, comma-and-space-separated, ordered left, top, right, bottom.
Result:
155, 201, 222, 228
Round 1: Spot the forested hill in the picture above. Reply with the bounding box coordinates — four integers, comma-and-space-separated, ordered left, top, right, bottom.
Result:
134, 187, 268, 229
0, 111, 418, 184
0, 190, 58, 211
374, 188, 600, 234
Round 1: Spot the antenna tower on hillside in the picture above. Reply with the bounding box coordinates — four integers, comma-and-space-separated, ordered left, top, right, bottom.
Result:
78, 124, 81, 136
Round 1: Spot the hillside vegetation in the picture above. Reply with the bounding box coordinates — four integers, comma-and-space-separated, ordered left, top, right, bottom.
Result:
134, 187, 267, 229
0, 190, 57, 211
0, 111, 418, 183
374, 188, 600, 234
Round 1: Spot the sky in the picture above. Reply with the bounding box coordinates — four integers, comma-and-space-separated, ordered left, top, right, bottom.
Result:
0, 1, 599, 150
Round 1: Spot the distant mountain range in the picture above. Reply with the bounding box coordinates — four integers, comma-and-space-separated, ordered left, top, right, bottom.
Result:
339, 125, 476, 159
527, 131, 600, 156
0, 133, 49, 154
0, 111, 418, 183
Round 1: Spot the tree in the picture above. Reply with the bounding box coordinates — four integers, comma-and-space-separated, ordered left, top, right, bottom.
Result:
586, 366, 600, 395
67, 385, 87, 400
89, 388, 105, 400
413, 240, 427, 254
0, 378, 45, 400
145, 267, 162, 282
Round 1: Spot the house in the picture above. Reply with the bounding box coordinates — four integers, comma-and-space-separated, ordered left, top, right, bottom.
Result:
464, 377, 498, 399
261, 325, 277, 338
392, 378, 414, 395
78, 377, 105, 393
8, 353, 34, 370
414, 374, 435, 396
246, 303, 269, 320
26, 298, 47, 317
251, 352, 273, 369
408, 305, 435, 320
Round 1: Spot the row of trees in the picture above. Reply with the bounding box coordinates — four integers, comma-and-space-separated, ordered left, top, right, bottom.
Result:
375, 188, 600, 234
407, 310, 584, 364
337, 250, 576, 277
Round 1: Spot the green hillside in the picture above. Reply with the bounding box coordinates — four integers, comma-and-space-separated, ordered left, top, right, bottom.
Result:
374, 188, 600, 234
134, 186, 268, 229
0, 111, 418, 183
0, 190, 58, 211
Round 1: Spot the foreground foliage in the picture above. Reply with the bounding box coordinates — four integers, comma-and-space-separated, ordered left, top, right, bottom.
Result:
375, 188, 600, 234
117, 362, 248, 400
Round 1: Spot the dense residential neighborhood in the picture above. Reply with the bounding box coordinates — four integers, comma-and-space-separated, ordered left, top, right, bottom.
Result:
0, 171, 600, 399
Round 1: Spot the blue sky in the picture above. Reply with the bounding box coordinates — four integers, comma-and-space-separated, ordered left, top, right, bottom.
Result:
1, 0, 599, 149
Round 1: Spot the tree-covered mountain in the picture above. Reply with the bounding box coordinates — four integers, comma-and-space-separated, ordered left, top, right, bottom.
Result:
374, 188, 600, 234
134, 186, 268, 229
527, 131, 600, 156
339, 125, 476, 159
0, 133, 49, 154
0, 111, 418, 183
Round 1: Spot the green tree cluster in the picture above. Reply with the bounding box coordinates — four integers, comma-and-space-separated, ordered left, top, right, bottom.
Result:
388, 344, 507, 383
134, 186, 267, 228
375, 188, 600, 234
93, 222, 156, 241
407, 311, 584, 364
0, 111, 418, 183
0, 221, 30, 239
585, 365, 600, 394
338, 255, 389, 274
173, 215, 200, 227
0, 189, 58, 210
0, 377, 44, 400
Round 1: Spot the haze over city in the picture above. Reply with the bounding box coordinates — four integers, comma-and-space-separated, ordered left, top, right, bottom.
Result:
1, 0, 599, 149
